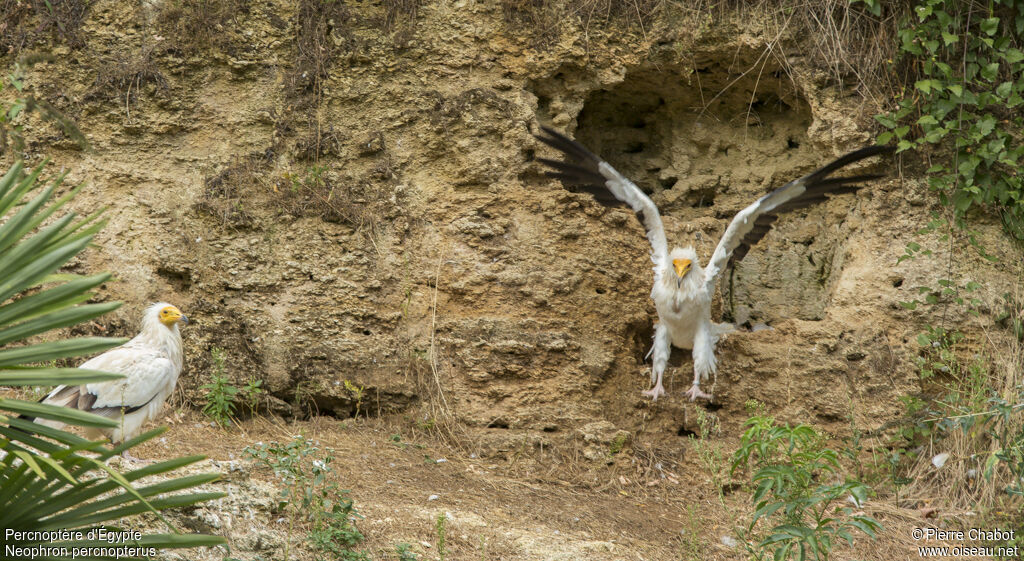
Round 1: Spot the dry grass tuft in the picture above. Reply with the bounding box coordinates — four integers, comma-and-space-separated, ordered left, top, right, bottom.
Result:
383, 0, 422, 47
195, 149, 275, 229
0, 0, 92, 54
154, 0, 251, 55
277, 163, 400, 243
898, 327, 1024, 526
88, 46, 169, 107
287, 0, 354, 96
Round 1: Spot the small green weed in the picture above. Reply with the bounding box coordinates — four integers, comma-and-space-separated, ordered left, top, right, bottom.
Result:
395, 542, 418, 560
202, 348, 264, 426
343, 379, 365, 417
435, 512, 447, 561
202, 347, 239, 427
244, 436, 369, 560
731, 415, 881, 560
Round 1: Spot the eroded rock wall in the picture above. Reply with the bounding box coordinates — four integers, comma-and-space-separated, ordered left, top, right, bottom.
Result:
6, 0, 1022, 455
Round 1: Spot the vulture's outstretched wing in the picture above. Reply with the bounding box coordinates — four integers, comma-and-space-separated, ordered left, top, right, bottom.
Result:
702, 146, 894, 289
535, 126, 669, 272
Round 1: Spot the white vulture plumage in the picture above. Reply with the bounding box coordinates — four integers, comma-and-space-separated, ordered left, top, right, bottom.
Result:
536, 127, 892, 401
28, 303, 188, 446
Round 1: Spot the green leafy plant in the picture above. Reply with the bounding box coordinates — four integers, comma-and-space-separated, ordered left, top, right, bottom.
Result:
343, 379, 364, 417
201, 347, 263, 426
731, 415, 881, 561
201, 347, 239, 427
244, 436, 368, 560
395, 542, 419, 560
242, 377, 264, 414
877, 0, 1024, 238
435, 512, 447, 561
0, 161, 224, 557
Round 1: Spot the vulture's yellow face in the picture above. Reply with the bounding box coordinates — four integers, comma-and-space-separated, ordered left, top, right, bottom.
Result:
673, 258, 692, 279
159, 305, 189, 328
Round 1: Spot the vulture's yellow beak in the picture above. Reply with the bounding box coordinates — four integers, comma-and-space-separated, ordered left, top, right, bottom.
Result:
673, 258, 692, 278
673, 258, 692, 288
159, 305, 189, 327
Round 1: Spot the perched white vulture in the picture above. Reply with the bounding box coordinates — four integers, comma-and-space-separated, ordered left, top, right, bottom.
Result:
536, 127, 892, 401
29, 303, 188, 446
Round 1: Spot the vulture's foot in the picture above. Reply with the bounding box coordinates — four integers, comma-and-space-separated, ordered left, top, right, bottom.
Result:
684, 384, 712, 402
642, 384, 666, 401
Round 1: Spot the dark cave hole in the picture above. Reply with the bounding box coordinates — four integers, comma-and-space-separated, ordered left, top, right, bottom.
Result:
542, 426, 558, 433
677, 426, 698, 437
525, 148, 535, 161
697, 66, 712, 74
691, 189, 716, 208
624, 142, 644, 154
808, 254, 816, 266
595, 288, 606, 294
362, 329, 372, 335
487, 419, 510, 429
660, 177, 677, 190
704, 402, 723, 412
629, 117, 647, 129
787, 137, 800, 149
893, 278, 904, 288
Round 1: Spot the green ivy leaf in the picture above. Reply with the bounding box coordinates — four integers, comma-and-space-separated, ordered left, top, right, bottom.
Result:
976, 114, 997, 137
980, 17, 1000, 36
874, 114, 897, 129
995, 81, 1013, 99
980, 62, 1000, 81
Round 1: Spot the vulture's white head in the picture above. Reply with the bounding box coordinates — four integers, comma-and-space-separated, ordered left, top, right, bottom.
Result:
668, 246, 702, 291
148, 302, 189, 330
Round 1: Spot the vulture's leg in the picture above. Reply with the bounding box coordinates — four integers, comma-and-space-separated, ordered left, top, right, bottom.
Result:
643, 323, 670, 401
685, 321, 716, 401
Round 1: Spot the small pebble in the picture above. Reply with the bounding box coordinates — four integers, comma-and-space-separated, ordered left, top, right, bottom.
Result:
428, 494, 440, 501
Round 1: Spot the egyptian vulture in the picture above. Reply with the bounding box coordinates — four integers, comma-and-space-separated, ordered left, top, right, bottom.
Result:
536, 126, 891, 401
26, 303, 188, 447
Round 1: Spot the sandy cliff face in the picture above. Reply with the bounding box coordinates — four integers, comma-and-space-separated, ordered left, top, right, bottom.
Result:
6, 0, 1021, 456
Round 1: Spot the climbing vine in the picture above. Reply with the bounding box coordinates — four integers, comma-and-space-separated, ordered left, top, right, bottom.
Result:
876, 0, 1024, 239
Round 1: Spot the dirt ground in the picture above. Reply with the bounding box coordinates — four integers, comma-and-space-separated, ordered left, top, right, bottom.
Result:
123, 409, 955, 561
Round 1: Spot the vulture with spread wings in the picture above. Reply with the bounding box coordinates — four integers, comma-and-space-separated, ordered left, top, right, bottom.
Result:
536, 126, 892, 401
